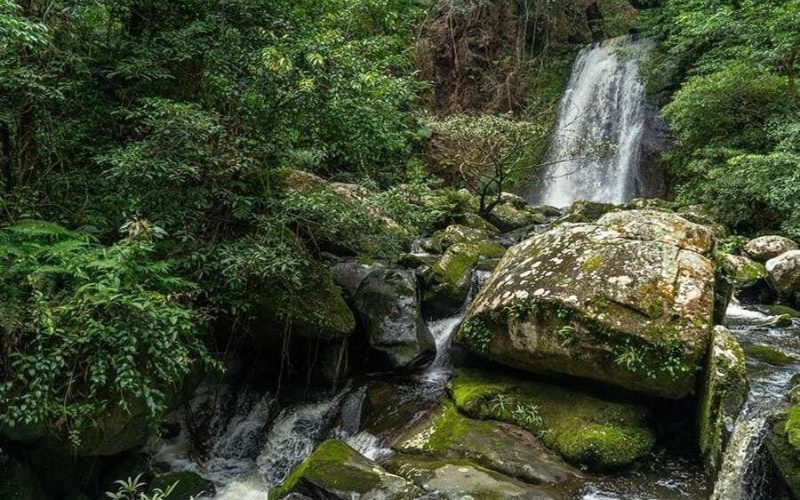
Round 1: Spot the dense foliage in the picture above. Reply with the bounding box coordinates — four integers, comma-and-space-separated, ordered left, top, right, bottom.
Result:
0, 0, 426, 439
646, 0, 800, 235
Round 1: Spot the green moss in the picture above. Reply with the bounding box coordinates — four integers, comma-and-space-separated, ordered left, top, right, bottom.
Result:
755, 304, 800, 317
148, 471, 215, 500
581, 254, 605, 272
460, 316, 494, 353
449, 368, 655, 470
767, 412, 800, 498
787, 406, 800, 452
743, 345, 799, 366
429, 240, 505, 304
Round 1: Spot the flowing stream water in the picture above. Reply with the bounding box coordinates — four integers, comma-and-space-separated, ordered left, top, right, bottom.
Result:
527, 35, 652, 207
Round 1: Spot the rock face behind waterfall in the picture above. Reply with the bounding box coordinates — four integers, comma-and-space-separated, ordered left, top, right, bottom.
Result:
455, 209, 720, 398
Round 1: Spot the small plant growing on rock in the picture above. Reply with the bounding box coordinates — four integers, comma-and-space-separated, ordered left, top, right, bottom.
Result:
461, 316, 493, 353
490, 394, 514, 414
511, 402, 543, 429
105, 475, 179, 500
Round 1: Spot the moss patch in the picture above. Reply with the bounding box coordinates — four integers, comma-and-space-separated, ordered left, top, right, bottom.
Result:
743, 345, 799, 366
449, 368, 655, 470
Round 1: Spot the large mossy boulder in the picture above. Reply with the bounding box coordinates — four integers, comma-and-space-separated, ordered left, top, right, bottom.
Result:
148, 471, 215, 499
424, 240, 506, 316
431, 224, 495, 253
697, 326, 748, 473
723, 254, 768, 291
383, 454, 556, 499
455, 209, 720, 398
0, 454, 47, 500
392, 401, 580, 484
767, 406, 800, 498
766, 250, 800, 305
352, 268, 436, 369
448, 368, 655, 470
744, 235, 798, 262
270, 439, 421, 499
486, 194, 550, 232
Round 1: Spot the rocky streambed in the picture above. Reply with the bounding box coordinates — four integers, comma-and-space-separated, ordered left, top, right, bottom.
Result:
141, 196, 800, 499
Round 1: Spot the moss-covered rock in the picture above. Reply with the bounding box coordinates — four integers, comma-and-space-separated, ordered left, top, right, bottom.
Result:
148, 471, 215, 499
382, 454, 557, 499
392, 401, 580, 484
767, 408, 800, 498
754, 304, 800, 317
431, 224, 494, 253
448, 368, 655, 470
424, 240, 506, 315
271, 440, 420, 499
744, 235, 798, 262
0, 454, 47, 500
743, 345, 799, 366
487, 201, 549, 232
559, 200, 618, 223
454, 212, 501, 233
455, 209, 718, 398
723, 254, 768, 291
254, 232, 356, 342
697, 326, 748, 473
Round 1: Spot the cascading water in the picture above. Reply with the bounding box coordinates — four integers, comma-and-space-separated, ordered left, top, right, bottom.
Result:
528, 36, 652, 207
711, 300, 800, 500
151, 269, 487, 499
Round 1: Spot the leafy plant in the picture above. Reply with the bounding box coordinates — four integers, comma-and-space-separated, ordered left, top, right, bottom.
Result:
105, 474, 177, 500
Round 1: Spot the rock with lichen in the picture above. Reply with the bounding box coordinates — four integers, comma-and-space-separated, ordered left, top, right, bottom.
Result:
744, 235, 798, 262
455, 209, 721, 398
766, 250, 800, 305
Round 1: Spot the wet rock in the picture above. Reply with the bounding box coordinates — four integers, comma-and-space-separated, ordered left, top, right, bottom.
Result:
754, 304, 800, 317
743, 344, 799, 366
0, 454, 46, 500
353, 268, 435, 370
270, 439, 421, 499
392, 401, 581, 484
423, 240, 505, 317
744, 235, 798, 262
766, 250, 800, 304
448, 368, 655, 470
383, 454, 556, 499
330, 260, 385, 298
697, 326, 748, 473
455, 209, 719, 398
148, 471, 215, 499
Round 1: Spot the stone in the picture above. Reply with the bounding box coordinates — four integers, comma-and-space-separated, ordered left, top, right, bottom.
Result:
431, 224, 494, 253
352, 268, 436, 369
560, 200, 618, 223
423, 240, 506, 316
453, 212, 500, 233
270, 440, 421, 499
766, 250, 800, 303
487, 200, 549, 232
148, 471, 215, 499
448, 368, 655, 470
455, 209, 719, 398
383, 454, 556, 499
330, 260, 385, 298
723, 254, 768, 290
744, 235, 798, 262
392, 401, 581, 484
697, 326, 748, 473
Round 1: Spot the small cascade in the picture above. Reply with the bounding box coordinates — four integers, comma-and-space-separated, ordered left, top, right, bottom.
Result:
529, 36, 652, 207
711, 300, 800, 499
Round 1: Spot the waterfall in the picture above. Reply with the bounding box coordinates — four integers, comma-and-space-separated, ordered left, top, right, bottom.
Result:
529, 36, 652, 207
